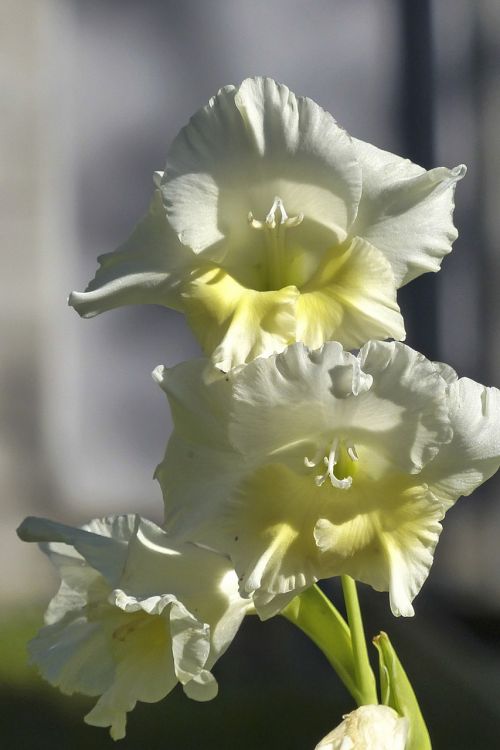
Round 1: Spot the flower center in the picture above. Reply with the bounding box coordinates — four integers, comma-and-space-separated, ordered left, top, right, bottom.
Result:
304, 437, 358, 490
248, 196, 303, 289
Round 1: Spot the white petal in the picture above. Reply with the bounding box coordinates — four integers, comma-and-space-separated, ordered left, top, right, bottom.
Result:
315, 705, 408, 750
229, 342, 363, 460
69, 190, 191, 318
296, 237, 405, 350
181, 266, 299, 371
314, 484, 444, 617
157, 342, 489, 616
154, 358, 246, 537
233, 77, 361, 233
18, 515, 137, 587
251, 587, 302, 621
22, 513, 248, 739
423, 378, 500, 508
357, 341, 453, 473
114, 517, 250, 672
169, 598, 211, 686
199, 463, 321, 618
182, 669, 219, 702
230, 340, 452, 476
84, 612, 177, 740
207, 568, 252, 655
29, 615, 115, 697
351, 137, 465, 286
157, 430, 243, 540
431, 359, 458, 385
153, 357, 233, 448
163, 77, 362, 259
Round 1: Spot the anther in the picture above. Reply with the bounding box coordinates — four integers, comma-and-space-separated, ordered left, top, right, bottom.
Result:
304, 445, 324, 468
346, 442, 359, 462
248, 196, 303, 232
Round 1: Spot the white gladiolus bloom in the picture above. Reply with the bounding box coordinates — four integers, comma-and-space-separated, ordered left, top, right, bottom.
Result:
17, 514, 249, 740
315, 705, 408, 750
69, 77, 465, 371
154, 341, 500, 619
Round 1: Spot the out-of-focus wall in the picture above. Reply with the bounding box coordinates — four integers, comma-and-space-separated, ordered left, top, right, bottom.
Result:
1, 0, 53, 602
432, 0, 500, 604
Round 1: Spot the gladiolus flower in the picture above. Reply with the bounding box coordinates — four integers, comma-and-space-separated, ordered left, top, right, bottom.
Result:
70, 77, 465, 371
17, 514, 249, 739
315, 705, 408, 750
154, 340, 500, 618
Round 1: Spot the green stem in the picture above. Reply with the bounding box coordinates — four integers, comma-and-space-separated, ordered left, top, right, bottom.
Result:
282, 584, 362, 704
341, 575, 378, 705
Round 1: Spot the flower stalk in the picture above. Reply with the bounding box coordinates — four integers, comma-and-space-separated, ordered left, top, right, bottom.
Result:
282, 584, 361, 704
341, 575, 378, 706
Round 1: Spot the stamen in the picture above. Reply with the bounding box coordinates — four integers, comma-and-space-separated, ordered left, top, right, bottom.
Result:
308, 437, 356, 490
304, 445, 324, 468
247, 196, 304, 288
248, 211, 265, 230
248, 197, 304, 231
346, 442, 359, 462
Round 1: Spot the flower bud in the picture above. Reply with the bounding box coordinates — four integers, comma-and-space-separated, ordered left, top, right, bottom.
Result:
315, 705, 408, 750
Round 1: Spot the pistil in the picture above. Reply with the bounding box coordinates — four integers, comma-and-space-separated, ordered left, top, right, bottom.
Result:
305, 437, 358, 490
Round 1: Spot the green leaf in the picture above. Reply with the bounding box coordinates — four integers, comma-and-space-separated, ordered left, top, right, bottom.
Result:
282, 584, 361, 704
373, 631, 431, 750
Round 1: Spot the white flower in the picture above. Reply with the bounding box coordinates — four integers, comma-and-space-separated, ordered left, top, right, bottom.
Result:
69, 77, 465, 371
154, 340, 500, 619
17, 514, 249, 740
315, 705, 408, 750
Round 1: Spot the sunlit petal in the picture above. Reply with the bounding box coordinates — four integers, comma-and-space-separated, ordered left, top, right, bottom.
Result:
158, 341, 500, 617
18, 514, 248, 738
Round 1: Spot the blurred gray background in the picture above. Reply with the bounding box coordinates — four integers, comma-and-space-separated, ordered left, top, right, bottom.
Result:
2, 1, 500, 748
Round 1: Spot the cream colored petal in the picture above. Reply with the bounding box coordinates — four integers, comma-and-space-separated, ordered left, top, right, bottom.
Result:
197, 463, 322, 618
153, 363, 244, 536
84, 611, 177, 740
43, 579, 95, 625
422, 377, 500, 509
315, 705, 408, 750
17, 515, 135, 588
231, 340, 451, 476
169, 599, 211, 683
109, 587, 216, 700
296, 237, 405, 350
29, 614, 115, 697
229, 342, 366, 461
156, 430, 243, 539
234, 77, 362, 234
182, 669, 219, 701
163, 77, 361, 261
357, 341, 453, 473
22, 513, 248, 739
154, 342, 465, 617
115, 519, 250, 672
431, 359, 458, 385
153, 357, 233, 448
207, 568, 252, 657
351, 137, 465, 286
250, 588, 301, 621
69, 190, 191, 318
182, 265, 299, 371
315, 483, 444, 617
